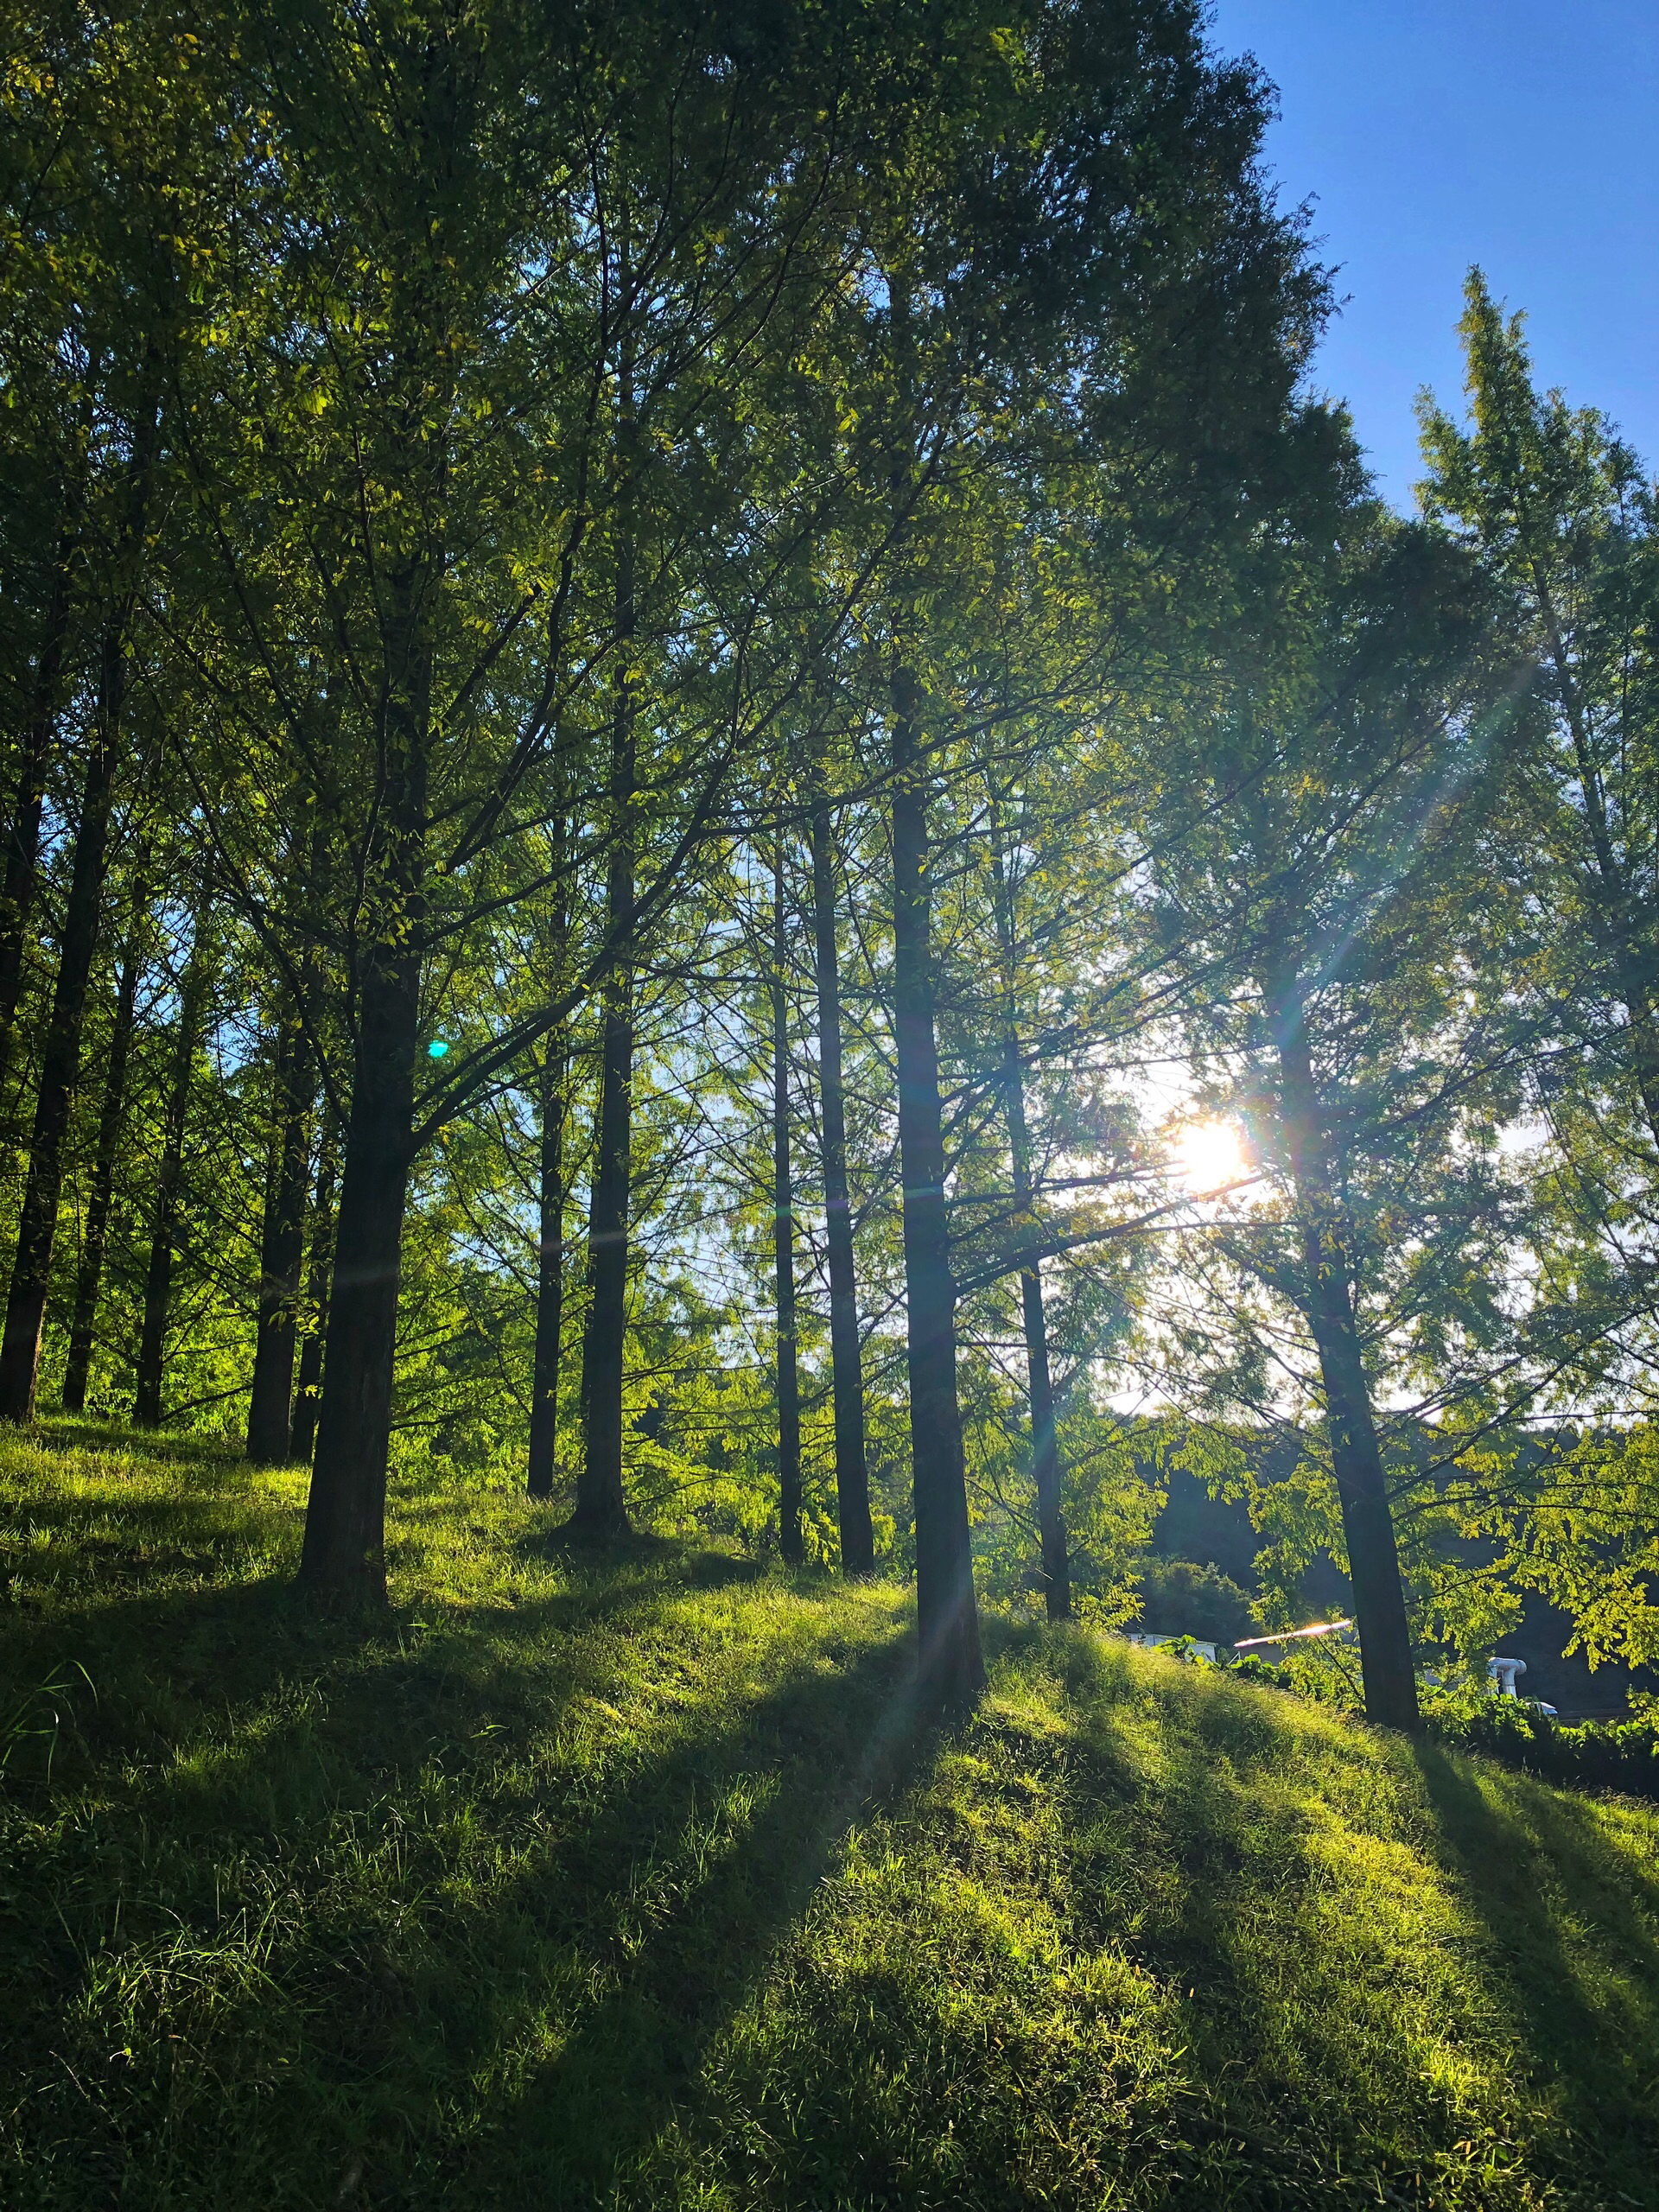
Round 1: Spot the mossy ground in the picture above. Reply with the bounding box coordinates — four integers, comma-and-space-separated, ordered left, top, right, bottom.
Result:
3, 1424, 1657, 2209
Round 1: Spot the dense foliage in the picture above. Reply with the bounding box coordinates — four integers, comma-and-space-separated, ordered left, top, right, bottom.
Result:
3, 0, 1658, 1731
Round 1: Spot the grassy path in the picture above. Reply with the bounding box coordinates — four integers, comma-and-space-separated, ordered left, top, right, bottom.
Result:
3, 1427, 1657, 2209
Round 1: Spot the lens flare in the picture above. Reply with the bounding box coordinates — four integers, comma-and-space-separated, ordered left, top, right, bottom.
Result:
1174, 1118, 1247, 1196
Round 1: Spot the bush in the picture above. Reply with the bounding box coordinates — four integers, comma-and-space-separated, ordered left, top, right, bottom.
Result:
1135, 1556, 1255, 1643
1422, 1687, 1659, 1803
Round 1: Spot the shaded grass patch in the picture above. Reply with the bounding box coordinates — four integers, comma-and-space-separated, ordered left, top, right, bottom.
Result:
3, 1428, 1658, 2209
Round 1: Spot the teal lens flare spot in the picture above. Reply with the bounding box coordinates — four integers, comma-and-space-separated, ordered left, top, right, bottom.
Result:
428, 1039, 449, 1058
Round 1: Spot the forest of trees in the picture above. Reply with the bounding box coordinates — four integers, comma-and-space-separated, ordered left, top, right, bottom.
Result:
4, 0, 1657, 1732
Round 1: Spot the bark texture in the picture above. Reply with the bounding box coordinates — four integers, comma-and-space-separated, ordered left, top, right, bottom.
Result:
299, 561, 429, 1605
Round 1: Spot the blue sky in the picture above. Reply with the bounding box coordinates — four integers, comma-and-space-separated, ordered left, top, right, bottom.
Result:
1207, 0, 1659, 507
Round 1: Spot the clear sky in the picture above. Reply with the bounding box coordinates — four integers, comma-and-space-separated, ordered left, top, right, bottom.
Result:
1206, 0, 1659, 508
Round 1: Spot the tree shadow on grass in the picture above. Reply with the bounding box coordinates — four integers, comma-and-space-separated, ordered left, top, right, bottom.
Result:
1413, 1740, 1659, 2167
439, 1621, 932, 2209
2, 1516, 927, 2212
1001, 1635, 1659, 2208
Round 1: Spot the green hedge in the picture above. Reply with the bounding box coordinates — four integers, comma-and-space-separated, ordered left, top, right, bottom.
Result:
1421, 1692, 1659, 1802
1224, 1659, 1659, 1802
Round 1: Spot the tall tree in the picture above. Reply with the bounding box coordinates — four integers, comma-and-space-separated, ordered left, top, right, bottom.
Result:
770, 830, 804, 1564
60, 868, 148, 1414
0, 388, 157, 1421
135, 874, 215, 1428
807, 780, 875, 1573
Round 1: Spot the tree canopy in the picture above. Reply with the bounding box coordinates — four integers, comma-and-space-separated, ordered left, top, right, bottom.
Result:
3, 0, 1658, 1735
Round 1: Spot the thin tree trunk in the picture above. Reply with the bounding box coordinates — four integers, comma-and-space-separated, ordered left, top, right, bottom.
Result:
289, 1135, 336, 1465
60, 878, 147, 1413
772, 836, 804, 1564
1003, 1035, 1070, 1619
299, 561, 429, 1605
0, 390, 154, 1421
527, 789, 572, 1500
574, 304, 637, 1540
526, 1027, 567, 1498
0, 634, 125, 1421
1277, 1011, 1418, 1733
808, 788, 875, 1573
575, 873, 633, 1535
246, 993, 315, 1461
988, 818, 1069, 1618
0, 535, 78, 1123
890, 676, 983, 1704
133, 881, 214, 1427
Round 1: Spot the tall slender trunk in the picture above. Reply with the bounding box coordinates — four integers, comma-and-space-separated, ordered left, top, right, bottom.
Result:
988, 821, 1068, 1618
134, 880, 215, 1427
289, 1135, 336, 1465
772, 836, 804, 1564
0, 534, 78, 1123
1277, 1005, 1418, 1732
575, 306, 638, 1539
0, 391, 154, 1421
527, 792, 572, 1500
1003, 1035, 1069, 1619
60, 878, 147, 1413
808, 788, 874, 1573
300, 562, 429, 1605
0, 634, 126, 1421
246, 990, 315, 1461
890, 677, 983, 1703
526, 1027, 568, 1498
575, 850, 634, 1534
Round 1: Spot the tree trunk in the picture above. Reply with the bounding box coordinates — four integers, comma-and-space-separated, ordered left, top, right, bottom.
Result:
574, 306, 637, 1540
134, 881, 214, 1428
299, 557, 429, 1606
0, 536, 77, 1125
1277, 1014, 1419, 1733
772, 836, 804, 1563
1003, 1036, 1070, 1619
60, 880, 146, 1414
890, 679, 983, 1704
289, 1135, 336, 1465
988, 815, 1069, 1618
0, 633, 125, 1421
575, 889, 633, 1535
246, 996, 315, 1461
526, 1026, 567, 1498
808, 788, 875, 1573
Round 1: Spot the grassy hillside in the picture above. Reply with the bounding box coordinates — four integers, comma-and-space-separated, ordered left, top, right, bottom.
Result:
3, 1428, 1657, 2211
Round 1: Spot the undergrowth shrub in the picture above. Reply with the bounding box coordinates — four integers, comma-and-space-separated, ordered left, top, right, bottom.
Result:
1420, 1687, 1659, 1802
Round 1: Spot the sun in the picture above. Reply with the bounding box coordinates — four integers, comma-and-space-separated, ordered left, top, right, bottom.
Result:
1173, 1118, 1248, 1197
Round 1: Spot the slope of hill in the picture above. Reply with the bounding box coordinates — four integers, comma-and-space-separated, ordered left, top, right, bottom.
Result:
3, 1427, 1657, 2211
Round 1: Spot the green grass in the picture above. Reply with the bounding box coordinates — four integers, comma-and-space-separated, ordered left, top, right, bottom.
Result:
3, 1427, 1658, 2210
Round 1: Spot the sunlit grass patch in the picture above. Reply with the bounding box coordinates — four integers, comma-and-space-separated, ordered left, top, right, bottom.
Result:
3, 1429, 1658, 2209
